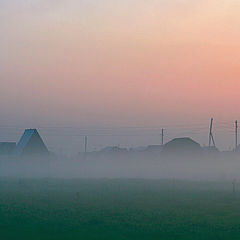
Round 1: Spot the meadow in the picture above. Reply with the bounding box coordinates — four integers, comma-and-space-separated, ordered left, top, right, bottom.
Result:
0, 178, 240, 240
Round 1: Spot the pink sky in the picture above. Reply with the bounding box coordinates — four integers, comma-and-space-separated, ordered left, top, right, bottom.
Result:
1, 0, 240, 151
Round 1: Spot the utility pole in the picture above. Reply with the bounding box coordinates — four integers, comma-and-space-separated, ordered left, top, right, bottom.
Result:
84, 136, 88, 153
161, 128, 164, 145
235, 120, 238, 151
209, 118, 216, 148
209, 118, 213, 147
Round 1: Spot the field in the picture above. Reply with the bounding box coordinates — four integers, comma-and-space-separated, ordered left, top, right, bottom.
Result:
1, 178, 240, 240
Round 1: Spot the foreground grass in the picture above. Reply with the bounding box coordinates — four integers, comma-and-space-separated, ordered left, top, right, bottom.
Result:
0, 179, 240, 240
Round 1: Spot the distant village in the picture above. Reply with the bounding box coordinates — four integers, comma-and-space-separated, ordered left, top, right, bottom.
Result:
0, 124, 240, 158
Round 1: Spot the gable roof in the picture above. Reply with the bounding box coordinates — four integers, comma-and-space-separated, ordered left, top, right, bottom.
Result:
14, 129, 48, 155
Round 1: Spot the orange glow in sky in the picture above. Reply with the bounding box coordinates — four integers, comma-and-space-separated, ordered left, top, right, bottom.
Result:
1, 0, 240, 129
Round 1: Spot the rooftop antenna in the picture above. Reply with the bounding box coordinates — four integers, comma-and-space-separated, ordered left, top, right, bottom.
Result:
209, 118, 216, 148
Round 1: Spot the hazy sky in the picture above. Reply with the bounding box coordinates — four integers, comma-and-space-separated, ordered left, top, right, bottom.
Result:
1, 0, 240, 152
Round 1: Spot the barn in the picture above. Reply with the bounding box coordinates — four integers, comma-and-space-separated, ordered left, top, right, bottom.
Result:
14, 129, 49, 156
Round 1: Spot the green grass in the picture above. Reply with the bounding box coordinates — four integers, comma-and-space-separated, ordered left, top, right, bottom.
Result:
0, 178, 240, 240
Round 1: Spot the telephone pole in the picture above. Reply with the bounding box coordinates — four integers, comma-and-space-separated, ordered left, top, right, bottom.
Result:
161, 128, 164, 145
209, 118, 216, 148
84, 136, 88, 153
235, 120, 238, 151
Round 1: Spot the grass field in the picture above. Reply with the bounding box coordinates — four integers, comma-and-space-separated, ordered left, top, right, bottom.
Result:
1, 178, 240, 240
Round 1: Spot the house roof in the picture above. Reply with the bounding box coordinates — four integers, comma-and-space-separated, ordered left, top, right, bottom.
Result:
14, 129, 39, 155
162, 137, 202, 154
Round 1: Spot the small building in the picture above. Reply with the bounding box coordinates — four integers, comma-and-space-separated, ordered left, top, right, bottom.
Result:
100, 146, 128, 154
145, 145, 163, 152
202, 146, 219, 154
162, 137, 202, 155
0, 142, 16, 155
14, 129, 49, 156
235, 145, 240, 153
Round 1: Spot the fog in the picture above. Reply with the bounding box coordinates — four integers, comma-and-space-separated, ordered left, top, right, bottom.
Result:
1, 152, 240, 181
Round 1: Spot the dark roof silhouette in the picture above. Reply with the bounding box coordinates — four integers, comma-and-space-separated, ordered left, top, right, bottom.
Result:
202, 146, 219, 153
14, 129, 48, 156
162, 137, 202, 155
145, 145, 163, 152
100, 146, 128, 154
0, 142, 16, 155
235, 145, 240, 152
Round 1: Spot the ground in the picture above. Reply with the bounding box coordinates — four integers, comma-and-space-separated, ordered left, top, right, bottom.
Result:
0, 178, 240, 240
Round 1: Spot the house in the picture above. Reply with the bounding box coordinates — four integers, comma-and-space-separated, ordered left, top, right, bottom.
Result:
14, 129, 49, 156
145, 145, 163, 152
202, 146, 219, 154
100, 146, 128, 154
162, 137, 202, 155
0, 142, 16, 155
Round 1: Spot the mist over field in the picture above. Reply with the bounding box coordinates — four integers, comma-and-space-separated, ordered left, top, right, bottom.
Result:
0, 153, 240, 181
1, 133, 240, 240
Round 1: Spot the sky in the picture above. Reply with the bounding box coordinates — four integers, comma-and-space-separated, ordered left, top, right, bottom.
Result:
1, 0, 240, 153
